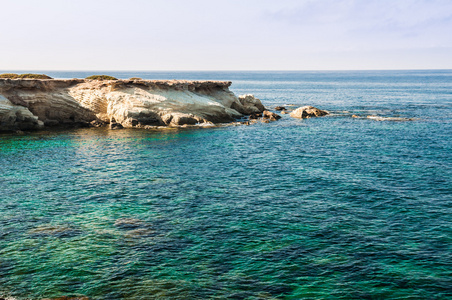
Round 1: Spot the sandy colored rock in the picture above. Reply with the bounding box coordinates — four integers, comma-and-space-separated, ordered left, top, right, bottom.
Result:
0, 95, 43, 131
161, 112, 206, 126
262, 110, 281, 121
231, 94, 265, 115
0, 79, 265, 130
290, 106, 328, 119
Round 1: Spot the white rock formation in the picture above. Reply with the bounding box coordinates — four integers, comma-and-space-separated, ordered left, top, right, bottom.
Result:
232, 94, 266, 115
290, 106, 329, 119
0, 79, 265, 131
0, 95, 43, 131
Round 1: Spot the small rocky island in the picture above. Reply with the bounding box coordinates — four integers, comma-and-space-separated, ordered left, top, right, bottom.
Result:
0, 74, 328, 132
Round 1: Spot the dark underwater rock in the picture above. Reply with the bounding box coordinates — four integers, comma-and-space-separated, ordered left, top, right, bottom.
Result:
114, 218, 144, 229
41, 296, 89, 300
28, 225, 81, 237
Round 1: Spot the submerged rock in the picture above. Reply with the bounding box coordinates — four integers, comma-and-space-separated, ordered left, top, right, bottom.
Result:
114, 218, 144, 229
114, 218, 156, 238
124, 228, 155, 238
275, 106, 286, 111
29, 225, 80, 237
366, 115, 414, 121
41, 297, 89, 300
290, 106, 328, 119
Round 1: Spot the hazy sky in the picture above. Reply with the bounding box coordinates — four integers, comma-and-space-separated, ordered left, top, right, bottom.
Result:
1, 0, 451, 70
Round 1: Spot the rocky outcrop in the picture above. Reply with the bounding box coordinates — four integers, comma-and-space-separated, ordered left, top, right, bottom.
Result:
231, 94, 265, 115
290, 106, 328, 119
262, 110, 281, 121
0, 95, 43, 131
0, 79, 266, 131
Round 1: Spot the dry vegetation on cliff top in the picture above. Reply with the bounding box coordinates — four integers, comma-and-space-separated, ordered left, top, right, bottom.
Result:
0, 74, 120, 80
0, 73, 53, 79
85, 75, 118, 80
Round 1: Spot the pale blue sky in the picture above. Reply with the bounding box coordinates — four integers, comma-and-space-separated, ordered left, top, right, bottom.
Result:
1, 0, 451, 70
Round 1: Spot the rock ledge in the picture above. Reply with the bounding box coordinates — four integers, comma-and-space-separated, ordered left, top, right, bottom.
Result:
0, 79, 265, 131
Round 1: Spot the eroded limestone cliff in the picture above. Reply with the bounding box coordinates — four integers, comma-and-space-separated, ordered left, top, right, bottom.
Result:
0, 79, 265, 131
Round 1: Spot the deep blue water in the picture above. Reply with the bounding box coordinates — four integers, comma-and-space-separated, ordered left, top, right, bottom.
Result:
1, 71, 451, 299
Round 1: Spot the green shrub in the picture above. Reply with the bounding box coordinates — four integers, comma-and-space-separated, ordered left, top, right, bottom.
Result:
0, 73, 53, 79
18, 74, 53, 79
0, 73, 19, 79
129, 77, 142, 80
86, 75, 118, 80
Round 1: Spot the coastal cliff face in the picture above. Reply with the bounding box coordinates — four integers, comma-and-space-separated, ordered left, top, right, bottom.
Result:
0, 79, 265, 131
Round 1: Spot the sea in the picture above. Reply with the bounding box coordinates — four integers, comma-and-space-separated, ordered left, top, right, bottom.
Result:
0, 70, 451, 299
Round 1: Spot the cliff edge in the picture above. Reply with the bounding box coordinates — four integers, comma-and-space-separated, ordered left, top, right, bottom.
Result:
0, 79, 265, 131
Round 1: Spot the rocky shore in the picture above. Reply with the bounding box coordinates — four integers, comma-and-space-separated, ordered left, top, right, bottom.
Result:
0, 79, 267, 132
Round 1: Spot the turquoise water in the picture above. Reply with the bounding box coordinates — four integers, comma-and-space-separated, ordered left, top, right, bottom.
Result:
1, 71, 451, 299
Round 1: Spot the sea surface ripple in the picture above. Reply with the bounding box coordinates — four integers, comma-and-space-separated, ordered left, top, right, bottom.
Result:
1, 70, 451, 299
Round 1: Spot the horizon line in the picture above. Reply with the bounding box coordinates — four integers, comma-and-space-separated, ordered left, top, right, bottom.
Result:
1, 68, 452, 72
